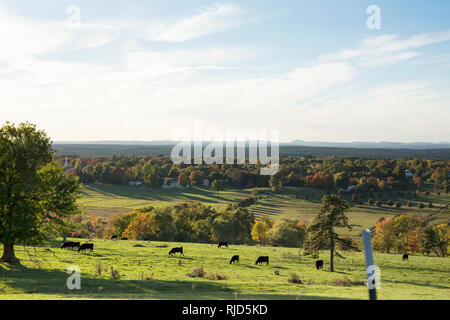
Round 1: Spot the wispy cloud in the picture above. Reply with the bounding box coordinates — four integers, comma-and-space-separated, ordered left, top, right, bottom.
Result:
140, 3, 247, 42
319, 31, 450, 67
0, 3, 448, 142
0, 6, 118, 61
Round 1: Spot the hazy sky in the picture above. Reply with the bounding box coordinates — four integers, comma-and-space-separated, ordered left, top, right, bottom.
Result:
0, 0, 449, 142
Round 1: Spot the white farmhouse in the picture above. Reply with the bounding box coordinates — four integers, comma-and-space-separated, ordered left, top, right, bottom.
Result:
129, 180, 143, 187
162, 178, 189, 190
405, 170, 414, 179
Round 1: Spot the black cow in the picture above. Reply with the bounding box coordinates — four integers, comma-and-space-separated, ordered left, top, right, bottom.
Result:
315, 260, 324, 270
72, 242, 81, 249
61, 241, 80, 250
121, 237, 128, 240
230, 255, 239, 264
78, 243, 94, 253
61, 241, 74, 249
111, 235, 118, 240
169, 247, 184, 255
402, 254, 409, 261
218, 241, 228, 248
255, 256, 269, 265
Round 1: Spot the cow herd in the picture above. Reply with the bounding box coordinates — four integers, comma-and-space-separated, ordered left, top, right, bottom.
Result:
60, 239, 329, 270
60, 241, 94, 253
61, 239, 410, 273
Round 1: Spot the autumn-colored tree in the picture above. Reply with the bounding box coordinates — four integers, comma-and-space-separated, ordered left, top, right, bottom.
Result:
190, 170, 204, 186
372, 218, 396, 253
112, 211, 138, 237
251, 221, 270, 246
431, 167, 448, 184
178, 172, 189, 187
373, 214, 420, 254
407, 230, 421, 254
392, 214, 420, 253
387, 176, 394, 187
414, 176, 423, 191
123, 212, 154, 240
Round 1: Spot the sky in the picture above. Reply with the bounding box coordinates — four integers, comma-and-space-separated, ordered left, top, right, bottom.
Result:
0, 0, 449, 142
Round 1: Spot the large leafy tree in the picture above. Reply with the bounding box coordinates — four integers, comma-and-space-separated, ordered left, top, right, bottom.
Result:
304, 194, 357, 272
0, 122, 81, 263
145, 171, 164, 188
421, 224, 449, 257
210, 179, 224, 193
372, 215, 421, 254
189, 170, 204, 186
177, 172, 189, 187
269, 174, 282, 192
267, 219, 306, 248
251, 221, 270, 246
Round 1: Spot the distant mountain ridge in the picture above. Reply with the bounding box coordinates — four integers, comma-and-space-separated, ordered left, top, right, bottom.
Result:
53, 140, 450, 150
284, 140, 450, 149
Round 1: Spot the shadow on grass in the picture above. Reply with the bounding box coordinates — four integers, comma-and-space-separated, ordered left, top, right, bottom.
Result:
168, 256, 194, 261
0, 264, 231, 299
0, 264, 355, 300
81, 184, 247, 206
384, 279, 450, 290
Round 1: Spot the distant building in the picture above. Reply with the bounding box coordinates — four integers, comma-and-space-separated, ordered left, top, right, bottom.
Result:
405, 170, 414, 179
129, 180, 143, 187
162, 178, 189, 190
63, 156, 77, 176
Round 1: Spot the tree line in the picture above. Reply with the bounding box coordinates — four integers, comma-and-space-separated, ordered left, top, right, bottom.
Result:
62, 155, 449, 193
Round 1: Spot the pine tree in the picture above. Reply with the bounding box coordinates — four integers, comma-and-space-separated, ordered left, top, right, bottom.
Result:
304, 194, 358, 271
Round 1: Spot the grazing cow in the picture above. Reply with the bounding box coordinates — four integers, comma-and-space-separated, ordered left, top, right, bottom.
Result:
402, 254, 409, 261
169, 247, 184, 255
61, 241, 75, 250
78, 243, 94, 253
121, 237, 128, 240
218, 241, 228, 248
315, 260, 324, 270
72, 242, 80, 249
255, 256, 269, 265
230, 255, 239, 264
111, 235, 118, 240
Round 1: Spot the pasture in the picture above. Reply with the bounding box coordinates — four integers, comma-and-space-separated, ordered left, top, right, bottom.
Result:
0, 239, 448, 300
79, 183, 450, 238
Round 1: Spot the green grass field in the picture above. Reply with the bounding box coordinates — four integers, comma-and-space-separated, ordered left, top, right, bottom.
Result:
79, 183, 450, 239
7, 183, 438, 300
1, 239, 449, 300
